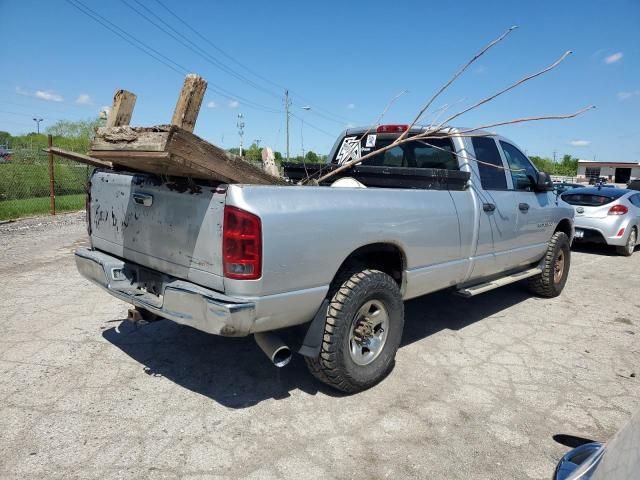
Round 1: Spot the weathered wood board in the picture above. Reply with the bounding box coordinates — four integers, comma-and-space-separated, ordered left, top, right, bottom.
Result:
90, 125, 286, 185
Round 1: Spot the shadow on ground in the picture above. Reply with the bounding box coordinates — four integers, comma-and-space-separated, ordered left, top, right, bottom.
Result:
571, 242, 638, 257
103, 283, 532, 408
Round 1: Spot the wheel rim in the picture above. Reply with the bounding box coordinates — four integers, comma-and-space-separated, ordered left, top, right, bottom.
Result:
628, 230, 637, 254
348, 299, 389, 366
553, 250, 565, 284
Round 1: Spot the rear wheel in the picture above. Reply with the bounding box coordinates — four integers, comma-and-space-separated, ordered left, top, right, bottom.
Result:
616, 227, 637, 257
528, 231, 571, 298
305, 268, 404, 393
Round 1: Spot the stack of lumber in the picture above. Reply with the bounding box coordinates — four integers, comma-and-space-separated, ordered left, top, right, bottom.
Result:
50, 74, 285, 185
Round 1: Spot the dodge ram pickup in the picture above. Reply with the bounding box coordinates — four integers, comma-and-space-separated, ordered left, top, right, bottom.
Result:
76, 125, 574, 392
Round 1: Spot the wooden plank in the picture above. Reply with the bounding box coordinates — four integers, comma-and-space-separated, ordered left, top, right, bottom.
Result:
45, 147, 113, 169
167, 128, 287, 184
106, 90, 137, 128
171, 74, 207, 132
91, 126, 170, 152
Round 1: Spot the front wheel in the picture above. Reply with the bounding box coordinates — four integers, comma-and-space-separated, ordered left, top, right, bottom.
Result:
528, 231, 571, 298
616, 227, 637, 257
305, 268, 404, 393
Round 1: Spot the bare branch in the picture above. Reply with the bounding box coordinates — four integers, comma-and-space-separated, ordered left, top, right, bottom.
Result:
314, 104, 593, 185
433, 50, 572, 131
395, 25, 518, 144
300, 90, 407, 185
455, 105, 595, 134
414, 139, 525, 172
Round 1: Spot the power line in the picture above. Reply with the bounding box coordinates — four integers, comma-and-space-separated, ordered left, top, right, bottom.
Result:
67, 0, 282, 114
125, 0, 282, 101
150, 0, 351, 125
290, 113, 335, 138
66, 0, 188, 76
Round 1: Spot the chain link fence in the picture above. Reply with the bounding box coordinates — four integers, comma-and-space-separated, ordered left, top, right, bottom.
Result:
0, 142, 90, 221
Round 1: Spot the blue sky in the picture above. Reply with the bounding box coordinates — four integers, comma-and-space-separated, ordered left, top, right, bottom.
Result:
0, 0, 638, 161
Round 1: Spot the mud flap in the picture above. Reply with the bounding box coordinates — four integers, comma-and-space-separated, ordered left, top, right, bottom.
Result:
296, 299, 330, 358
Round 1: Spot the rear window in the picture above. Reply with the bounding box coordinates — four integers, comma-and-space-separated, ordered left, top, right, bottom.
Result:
562, 193, 621, 206
333, 135, 458, 170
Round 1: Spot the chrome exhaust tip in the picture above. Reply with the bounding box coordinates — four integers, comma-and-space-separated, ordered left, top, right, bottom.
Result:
254, 332, 292, 367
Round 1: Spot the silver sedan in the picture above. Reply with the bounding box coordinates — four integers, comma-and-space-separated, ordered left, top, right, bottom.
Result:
561, 187, 640, 256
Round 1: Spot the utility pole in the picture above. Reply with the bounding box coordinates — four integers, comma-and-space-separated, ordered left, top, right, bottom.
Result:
33, 117, 43, 134
285, 89, 290, 162
553, 151, 557, 163
236, 113, 245, 157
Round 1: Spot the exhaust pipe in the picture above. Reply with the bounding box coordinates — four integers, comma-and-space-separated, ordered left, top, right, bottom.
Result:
254, 332, 292, 368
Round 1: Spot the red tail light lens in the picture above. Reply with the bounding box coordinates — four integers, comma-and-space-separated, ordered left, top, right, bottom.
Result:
376, 124, 409, 133
608, 204, 628, 215
223, 206, 262, 280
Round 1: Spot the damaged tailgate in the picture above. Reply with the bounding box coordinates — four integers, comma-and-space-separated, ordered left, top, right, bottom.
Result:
89, 170, 226, 291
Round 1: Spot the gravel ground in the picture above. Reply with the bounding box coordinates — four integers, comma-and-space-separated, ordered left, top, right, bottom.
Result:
1, 213, 639, 479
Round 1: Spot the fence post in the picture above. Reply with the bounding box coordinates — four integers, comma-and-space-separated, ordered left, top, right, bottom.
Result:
48, 134, 55, 215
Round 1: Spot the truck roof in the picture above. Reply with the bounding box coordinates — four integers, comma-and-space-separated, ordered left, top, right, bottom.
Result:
342, 125, 494, 137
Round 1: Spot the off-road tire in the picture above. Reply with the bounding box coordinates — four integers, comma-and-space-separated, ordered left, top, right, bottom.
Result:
616, 227, 637, 257
305, 268, 404, 393
528, 231, 571, 298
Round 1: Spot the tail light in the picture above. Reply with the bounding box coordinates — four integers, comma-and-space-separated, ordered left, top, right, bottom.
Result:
608, 204, 628, 215
223, 206, 262, 280
376, 124, 409, 133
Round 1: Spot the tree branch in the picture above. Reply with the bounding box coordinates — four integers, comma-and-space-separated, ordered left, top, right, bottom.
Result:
395, 25, 518, 144
433, 50, 573, 132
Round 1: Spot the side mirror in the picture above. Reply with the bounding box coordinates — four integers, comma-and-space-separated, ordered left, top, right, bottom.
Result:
535, 171, 554, 192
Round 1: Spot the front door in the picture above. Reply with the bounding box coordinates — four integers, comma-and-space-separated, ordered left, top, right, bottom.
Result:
467, 136, 519, 279
499, 140, 553, 267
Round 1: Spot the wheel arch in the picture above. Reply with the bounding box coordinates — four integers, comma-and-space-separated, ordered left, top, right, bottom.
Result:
333, 242, 406, 292
554, 218, 573, 240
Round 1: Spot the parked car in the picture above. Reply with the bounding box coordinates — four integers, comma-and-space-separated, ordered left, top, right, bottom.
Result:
561, 187, 640, 256
554, 409, 640, 479
627, 179, 640, 191
75, 125, 574, 392
553, 182, 583, 194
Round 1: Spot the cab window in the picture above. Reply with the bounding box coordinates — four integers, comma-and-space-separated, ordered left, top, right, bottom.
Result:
471, 137, 508, 190
499, 141, 538, 191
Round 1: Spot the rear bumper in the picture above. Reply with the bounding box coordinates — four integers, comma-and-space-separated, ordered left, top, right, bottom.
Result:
76, 247, 256, 336
573, 216, 631, 246
75, 248, 328, 336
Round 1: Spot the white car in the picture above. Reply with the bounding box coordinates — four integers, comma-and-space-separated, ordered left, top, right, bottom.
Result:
561, 187, 640, 256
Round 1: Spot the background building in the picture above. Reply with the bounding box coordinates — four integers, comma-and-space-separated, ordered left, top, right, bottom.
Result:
577, 159, 640, 183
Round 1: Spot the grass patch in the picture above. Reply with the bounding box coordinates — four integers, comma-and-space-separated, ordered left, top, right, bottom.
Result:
0, 194, 85, 221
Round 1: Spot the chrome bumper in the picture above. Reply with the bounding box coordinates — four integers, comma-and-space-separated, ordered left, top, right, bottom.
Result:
75, 247, 256, 336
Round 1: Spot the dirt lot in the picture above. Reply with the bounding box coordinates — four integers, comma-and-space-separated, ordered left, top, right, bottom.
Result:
1, 212, 639, 479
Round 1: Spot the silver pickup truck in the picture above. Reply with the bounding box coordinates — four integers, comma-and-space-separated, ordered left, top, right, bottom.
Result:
76, 125, 574, 392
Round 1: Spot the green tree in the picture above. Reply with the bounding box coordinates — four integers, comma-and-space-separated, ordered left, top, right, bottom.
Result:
0, 131, 11, 145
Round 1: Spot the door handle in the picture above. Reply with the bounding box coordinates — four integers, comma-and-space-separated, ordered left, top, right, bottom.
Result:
519, 203, 530, 212
133, 193, 153, 206
483, 203, 496, 212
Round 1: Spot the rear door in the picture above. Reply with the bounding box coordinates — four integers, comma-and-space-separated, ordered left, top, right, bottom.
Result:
499, 140, 553, 266
467, 136, 519, 278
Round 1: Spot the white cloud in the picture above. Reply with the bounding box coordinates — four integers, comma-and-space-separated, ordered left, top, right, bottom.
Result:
228, 100, 239, 108
15, 86, 29, 96
569, 140, 591, 147
206, 101, 217, 108
75, 93, 93, 105
35, 90, 64, 102
604, 52, 623, 64
346, 103, 355, 110
474, 65, 488, 75
618, 90, 640, 101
